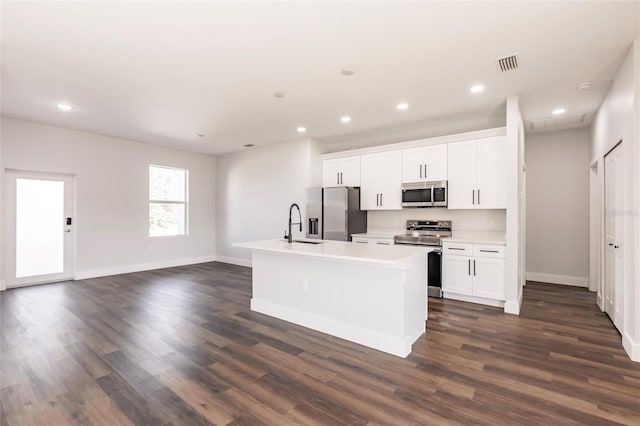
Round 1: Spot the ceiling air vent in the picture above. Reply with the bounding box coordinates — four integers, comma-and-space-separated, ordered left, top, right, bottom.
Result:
496, 54, 520, 72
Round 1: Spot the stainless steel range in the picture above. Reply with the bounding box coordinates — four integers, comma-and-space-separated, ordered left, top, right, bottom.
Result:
394, 220, 452, 298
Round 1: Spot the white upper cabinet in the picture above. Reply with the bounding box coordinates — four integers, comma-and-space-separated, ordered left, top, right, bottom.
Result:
360, 150, 402, 211
448, 136, 506, 209
476, 137, 507, 208
401, 144, 448, 183
447, 140, 477, 209
322, 156, 360, 187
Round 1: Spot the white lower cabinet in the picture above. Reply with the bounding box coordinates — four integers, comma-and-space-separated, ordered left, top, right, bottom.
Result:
442, 242, 505, 305
352, 236, 395, 246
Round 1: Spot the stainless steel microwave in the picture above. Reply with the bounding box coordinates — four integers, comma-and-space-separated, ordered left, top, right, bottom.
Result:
401, 181, 448, 208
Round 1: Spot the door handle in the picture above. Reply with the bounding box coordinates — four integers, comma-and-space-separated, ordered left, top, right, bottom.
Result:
424, 164, 427, 178
478, 189, 481, 205
337, 173, 339, 185
420, 164, 423, 179
468, 259, 471, 275
376, 193, 379, 206
380, 193, 383, 206
472, 190, 475, 205
340, 172, 343, 185
473, 259, 476, 276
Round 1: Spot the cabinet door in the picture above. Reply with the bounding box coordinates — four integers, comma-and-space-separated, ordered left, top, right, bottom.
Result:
442, 255, 473, 295
447, 140, 477, 209
340, 156, 361, 187
401, 147, 425, 183
378, 150, 402, 210
322, 159, 342, 187
424, 144, 448, 181
360, 153, 381, 210
476, 137, 506, 208
472, 257, 505, 300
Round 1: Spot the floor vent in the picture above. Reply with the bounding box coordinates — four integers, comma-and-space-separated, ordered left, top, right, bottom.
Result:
496, 54, 520, 72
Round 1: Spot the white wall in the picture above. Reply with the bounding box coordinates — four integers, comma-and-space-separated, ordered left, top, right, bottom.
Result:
1, 117, 217, 281
216, 138, 319, 265
526, 128, 590, 286
504, 95, 526, 315
367, 209, 505, 234
590, 40, 638, 361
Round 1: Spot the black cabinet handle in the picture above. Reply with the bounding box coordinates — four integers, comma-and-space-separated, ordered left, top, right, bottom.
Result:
424, 164, 427, 177
472, 190, 475, 205
468, 259, 471, 275
340, 172, 343, 184
478, 189, 481, 205
448, 247, 465, 251
608, 243, 614, 246
380, 193, 383, 206
419, 164, 422, 179
473, 260, 476, 276
480, 249, 499, 253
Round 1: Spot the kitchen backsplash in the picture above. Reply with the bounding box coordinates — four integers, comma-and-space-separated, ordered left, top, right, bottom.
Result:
367, 208, 506, 233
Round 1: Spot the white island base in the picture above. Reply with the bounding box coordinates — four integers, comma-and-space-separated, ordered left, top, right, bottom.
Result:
234, 239, 427, 358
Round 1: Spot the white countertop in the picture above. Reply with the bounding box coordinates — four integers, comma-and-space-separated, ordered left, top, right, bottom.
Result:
443, 231, 506, 245
233, 238, 427, 265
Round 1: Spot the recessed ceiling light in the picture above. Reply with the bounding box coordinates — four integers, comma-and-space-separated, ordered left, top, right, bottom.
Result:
297, 126, 306, 133
273, 91, 286, 98
56, 103, 72, 111
470, 84, 485, 94
341, 116, 351, 123
196, 133, 204, 138
396, 102, 409, 110
341, 68, 355, 76
552, 108, 566, 115
577, 83, 592, 92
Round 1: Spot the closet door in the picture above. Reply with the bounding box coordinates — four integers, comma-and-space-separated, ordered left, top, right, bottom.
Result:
604, 143, 623, 332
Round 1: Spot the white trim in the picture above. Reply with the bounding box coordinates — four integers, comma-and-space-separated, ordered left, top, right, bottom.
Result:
216, 256, 252, 268
251, 298, 420, 358
526, 272, 589, 287
74, 255, 216, 280
0, 280, 6, 291
320, 127, 507, 159
504, 289, 523, 315
623, 332, 640, 362
443, 292, 505, 308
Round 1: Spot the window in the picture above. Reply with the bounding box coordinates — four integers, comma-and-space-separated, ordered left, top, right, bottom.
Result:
149, 165, 188, 237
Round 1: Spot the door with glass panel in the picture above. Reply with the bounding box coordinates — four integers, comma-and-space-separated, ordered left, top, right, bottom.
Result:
6, 171, 74, 287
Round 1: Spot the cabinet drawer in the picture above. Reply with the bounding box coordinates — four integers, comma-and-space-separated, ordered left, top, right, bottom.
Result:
473, 245, 505, 259
443, 243, 472, 256
352, 237, 370, 244
373, 238, 394, 246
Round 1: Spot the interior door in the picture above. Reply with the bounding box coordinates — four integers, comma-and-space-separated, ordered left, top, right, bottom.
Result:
604, 143, 623, 331
6, 171, 74, 288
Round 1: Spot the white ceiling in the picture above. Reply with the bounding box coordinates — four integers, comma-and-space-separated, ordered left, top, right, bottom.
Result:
1, 2, 638, 155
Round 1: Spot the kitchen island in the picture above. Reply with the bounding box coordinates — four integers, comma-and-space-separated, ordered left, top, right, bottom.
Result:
233, 239, 427, 357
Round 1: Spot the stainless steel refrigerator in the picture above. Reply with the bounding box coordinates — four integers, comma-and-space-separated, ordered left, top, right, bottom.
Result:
305, 187, 367, 241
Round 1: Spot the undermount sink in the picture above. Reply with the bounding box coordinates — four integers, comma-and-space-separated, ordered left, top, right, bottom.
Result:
282, 239, 324, 245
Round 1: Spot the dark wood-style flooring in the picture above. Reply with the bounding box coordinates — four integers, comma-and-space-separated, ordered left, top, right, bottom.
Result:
1, 262, 639, 425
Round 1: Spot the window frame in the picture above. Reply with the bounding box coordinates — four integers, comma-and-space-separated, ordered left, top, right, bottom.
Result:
148, 164, 189, 237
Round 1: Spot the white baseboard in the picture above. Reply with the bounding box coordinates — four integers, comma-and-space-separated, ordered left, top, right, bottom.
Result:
623, 333, 640, 362
216, 256, 252, 268
526, 272, 589, 287
443, 292, 504, 308
504, 288, 523, 315
0, 280, 6, 291
75, 255, 217, 280
251, 298, 420, 358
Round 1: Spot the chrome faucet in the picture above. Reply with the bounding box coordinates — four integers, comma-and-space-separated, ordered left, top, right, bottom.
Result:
286, 203, 302, 243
